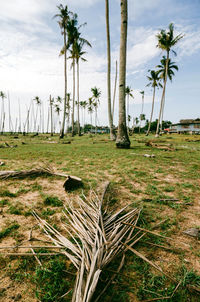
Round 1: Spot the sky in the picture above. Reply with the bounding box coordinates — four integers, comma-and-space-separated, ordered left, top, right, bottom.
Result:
0, 0, 200, 131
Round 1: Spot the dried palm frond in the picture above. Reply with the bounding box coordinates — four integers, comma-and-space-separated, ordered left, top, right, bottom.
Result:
33, 182, 141, 301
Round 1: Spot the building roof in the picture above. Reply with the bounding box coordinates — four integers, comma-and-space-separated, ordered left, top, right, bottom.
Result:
172, 119, 200, 126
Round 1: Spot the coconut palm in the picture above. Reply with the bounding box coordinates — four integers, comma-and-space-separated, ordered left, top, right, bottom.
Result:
0, 91, 6, 134
88, 97, 94, 131
33, 96, 41, 132
139, 91, 144, 134
116, 0, 130, 148
64, 14, 91, 136
125, 86, 134, 130
157, 57, 178, 131
80, 100, 88, 131
74, 40, 91, 136
91, 87, 101, 134
105, 0, 116, 140
155, 23, 183, 137
54, 4, 72, 138
146, 70, 162, 136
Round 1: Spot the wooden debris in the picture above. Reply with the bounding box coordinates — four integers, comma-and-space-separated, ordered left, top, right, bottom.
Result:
183, 228, 199, 239
145, 141, 175, 151
33, 182, 141, 302
144, 154, 155, 158
63, 175, 83, 191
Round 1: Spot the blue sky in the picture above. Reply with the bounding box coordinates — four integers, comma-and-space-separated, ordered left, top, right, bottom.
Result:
0, 0, 200, 130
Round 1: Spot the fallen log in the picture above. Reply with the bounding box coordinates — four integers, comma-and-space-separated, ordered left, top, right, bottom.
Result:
0, 167, 82, 191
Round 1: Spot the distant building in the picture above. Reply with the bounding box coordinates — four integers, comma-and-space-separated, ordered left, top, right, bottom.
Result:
167, 119, 200, 134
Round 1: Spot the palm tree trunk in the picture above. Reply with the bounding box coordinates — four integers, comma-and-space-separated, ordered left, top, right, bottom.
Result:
146, 86, 156, 136
127, 95, 129, 130
77, 61, 81, 136
50, 95, 53, 137
112, 60, 118, 120
105, 0, 116, 141
60, 30, 67, 138
160, 94, 165, 132
116, 0, 130, 148
155, 52, 169, 137
95, 107, 97, 134
72, 58, 75, 137
139, 95, 144, 134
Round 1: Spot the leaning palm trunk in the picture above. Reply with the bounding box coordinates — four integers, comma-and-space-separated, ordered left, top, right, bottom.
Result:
77, 61, 81, 136
60, 30, 67, 138
146, 86, 156, 136
72, 58, 75, 137
33, 183, 140, 301
105, 0, 116, 141
116, 0, 130, 148
156, 52, 169, 137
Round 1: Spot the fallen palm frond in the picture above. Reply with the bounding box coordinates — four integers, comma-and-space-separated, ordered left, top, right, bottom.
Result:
33, 182, 141, 302
0, 167, 82, 190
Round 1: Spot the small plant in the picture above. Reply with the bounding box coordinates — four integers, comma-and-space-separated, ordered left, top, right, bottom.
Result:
8, 204, 23, 215
44, 196, 63, 207
0, 223, 20, 240
0, 190, 17, 198
0, 199, 9, 206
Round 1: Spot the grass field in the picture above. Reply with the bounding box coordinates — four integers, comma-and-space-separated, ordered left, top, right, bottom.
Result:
0, 133, 200, 301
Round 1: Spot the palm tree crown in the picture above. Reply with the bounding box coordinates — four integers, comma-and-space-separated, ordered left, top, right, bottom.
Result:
146, 70, 162, 88
157, 56, 178, 82
156, 23, 184, 55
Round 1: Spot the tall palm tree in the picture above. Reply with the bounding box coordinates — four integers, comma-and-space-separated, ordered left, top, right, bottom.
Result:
91, 87, 101, 134
0, 91, 6, 134
33, 96, 41, 132
157, 57, 178, 131
125, 86, 134, 130
146, 70, 162, 136
74, 40, 91, 136
54, 4, 72, 138
116, 0, 130, 148
105, 0, 116, 140
80, 100, 88, 131
155, 23, 183, 137
88, 97, 94, 131
139, 91, 144, 134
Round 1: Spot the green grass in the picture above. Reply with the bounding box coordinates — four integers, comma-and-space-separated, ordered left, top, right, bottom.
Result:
0, 133, 200, 301
0, 223, 20, 240
43, 196, 63, 207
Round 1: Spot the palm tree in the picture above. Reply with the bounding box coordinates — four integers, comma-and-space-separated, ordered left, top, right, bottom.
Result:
80, 100, 88, 131
0, 91, 6, 134
105, 0, 116, 140
88, 97, 94, 131
146, 70, 162, 136
116, 0, 130, 148
139, 91, 144, 134
49, 95, 54, 136
74, 40, 91, 136
91, 87, 101, 134
33, 96, 41, 132
125, 86, 134, 130
155, 23, 183, 137
157, 57, 178, 131
54, 4, 72, 138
